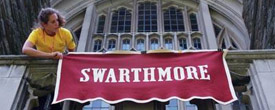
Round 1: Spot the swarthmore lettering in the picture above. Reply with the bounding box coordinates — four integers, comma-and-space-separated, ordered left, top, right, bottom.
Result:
53, 51, 238, 105
80, 65, 210, 83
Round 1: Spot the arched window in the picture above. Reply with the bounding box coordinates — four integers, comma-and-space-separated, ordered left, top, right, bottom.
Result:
111, 8, 131, 33
97, 15, 106, 33
164, 7, 184, 32
193, 38, 202, 49
150, 38, 159, 50
190, 13, 198, 31
179, 38, 187, 50
136, 39, 145, 51
108, 39, 116, 51
164, 38, 173, 50
138, 2, 157, 32
93, 39, 102, 52
121, 39, 131, 50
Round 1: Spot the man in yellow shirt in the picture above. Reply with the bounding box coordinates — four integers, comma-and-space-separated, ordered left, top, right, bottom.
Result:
22, 8, 76, 110
22, 8, 76, 59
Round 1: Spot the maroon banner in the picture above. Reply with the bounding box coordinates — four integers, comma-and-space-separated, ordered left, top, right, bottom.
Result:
53, 50, 237, 104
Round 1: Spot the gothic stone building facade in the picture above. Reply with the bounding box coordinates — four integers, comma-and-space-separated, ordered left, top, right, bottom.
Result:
1, 0, 275, 110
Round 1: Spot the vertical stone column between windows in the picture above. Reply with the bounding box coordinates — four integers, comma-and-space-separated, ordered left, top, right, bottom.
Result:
173, 32, 178, 50
103, 34, 107, 49
132, 0, 137, 33
157, 0, 163, 33
77, 4, 95, 52
146, 33, 149, 50
198, 0, 217, 49
118, 33, 121, 50
104, 8, 112, 33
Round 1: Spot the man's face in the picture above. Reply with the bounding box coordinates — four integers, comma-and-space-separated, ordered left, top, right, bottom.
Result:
43, 13, 59, 34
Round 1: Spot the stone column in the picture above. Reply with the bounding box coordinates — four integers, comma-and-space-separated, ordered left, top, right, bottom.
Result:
198, 0, 217, 49
248, 60, 275, 110
0, 65, 26, 110
104, 7, 112, 33
132, 0, 137, 33
77, 4, 96, 52
157, 0, 163, 33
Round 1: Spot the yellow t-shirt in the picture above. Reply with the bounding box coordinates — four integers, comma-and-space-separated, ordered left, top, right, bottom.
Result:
27, 27, 76, 53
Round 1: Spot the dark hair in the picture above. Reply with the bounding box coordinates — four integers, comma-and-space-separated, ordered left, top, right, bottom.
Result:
38, 8, 65, 27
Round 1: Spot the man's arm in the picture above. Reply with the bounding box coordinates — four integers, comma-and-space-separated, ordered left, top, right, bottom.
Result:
22, 41, 62, 59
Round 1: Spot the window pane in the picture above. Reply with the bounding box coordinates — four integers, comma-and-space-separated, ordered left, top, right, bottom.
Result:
179, 38, 187, 50
150, 39, 158, 50
165, 38, 173, 50
93, 40, 102, 52
97, 15, 105, 33
111, 8, 131, 33
164, 7, 185, 32
193, 38, 202, 49
137, 39, 145, 51
108, 40, 116, 50
138, 2, 157, 32
190, 14, 199, 31
122, 39, 130, 50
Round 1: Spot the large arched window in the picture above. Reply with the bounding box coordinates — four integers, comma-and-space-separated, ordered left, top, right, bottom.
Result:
136, 39, 145, 51
163, 7, 184, 32
193, 38, 202, 49
150, 38, 159, 50
111, 7, 131, 33
121, 39, 131, 50
190, 13, 199, 31
138, 2, 157, 32
164, 38, 173, 50
107, 39, 116, 51
97, 15, 106, 33
179, 38, 187, 50
93, 39, 102, 52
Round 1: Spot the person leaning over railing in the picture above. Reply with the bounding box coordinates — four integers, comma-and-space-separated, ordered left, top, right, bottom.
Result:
22, 8, 75, 59
22, 7, 76, 110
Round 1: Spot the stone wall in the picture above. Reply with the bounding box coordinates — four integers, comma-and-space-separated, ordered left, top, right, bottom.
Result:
0, 0, 49, 55
243, 0, 275, 49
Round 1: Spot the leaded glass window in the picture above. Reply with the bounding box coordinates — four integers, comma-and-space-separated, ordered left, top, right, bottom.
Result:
97, 15, 105, 33
136, 39, 145, 51
150, 38, 159, 50
122, 39, 130, 50
193, 38, 202, 49
179, 38, 187, 50
93, 39, 102, 52
111, 8, 131, 33
138, 2, 157, 32
108, 39, 116, 51
165, 38, 173, 49
164, 7, 185, 32
190, 13, 199, 31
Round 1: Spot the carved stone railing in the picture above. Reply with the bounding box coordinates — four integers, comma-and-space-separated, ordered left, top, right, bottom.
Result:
1, 49, 275, 110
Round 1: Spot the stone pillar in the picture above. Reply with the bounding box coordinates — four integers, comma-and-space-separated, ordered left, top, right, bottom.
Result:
132, 0, 137, 33
104, 7, 112, 33
77, 4, 96, 52
248, 60, 275, 110
157, 0, 163, 33
0, 65, 26, 110
198, 0, 217, 49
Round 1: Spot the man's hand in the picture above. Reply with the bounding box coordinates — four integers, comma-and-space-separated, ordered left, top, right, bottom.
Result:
51, 52, 63, 59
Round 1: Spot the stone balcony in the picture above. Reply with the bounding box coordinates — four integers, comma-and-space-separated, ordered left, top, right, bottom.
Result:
0, 49, 275, 109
